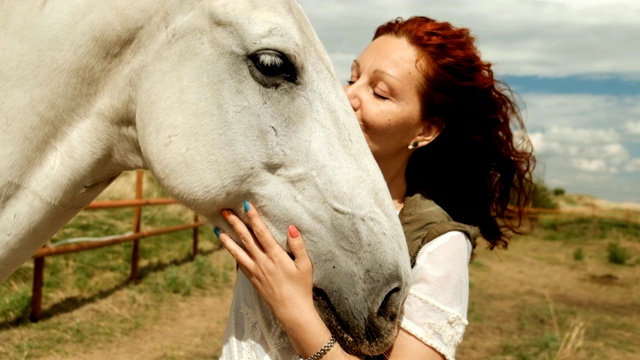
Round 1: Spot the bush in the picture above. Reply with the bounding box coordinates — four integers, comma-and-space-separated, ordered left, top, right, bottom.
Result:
163, 265, 192, 295
607, 242, 630, 265
553, 188, 566, 196
573, 248, 585, 261
530, 180, 558, 209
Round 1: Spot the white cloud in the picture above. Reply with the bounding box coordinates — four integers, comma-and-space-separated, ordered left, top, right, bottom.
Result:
298, 1, 640, 202
529, 132, 545, 154
522, 94, 640, 140
300, 0, 640, 79
541, 126, 621, 146
626, 159, 640, 172
537, 131, 627, 171
521, 94, 639, 200
572, 159, 607, 172
479, 93, 639, 200
624, 121, 640, 136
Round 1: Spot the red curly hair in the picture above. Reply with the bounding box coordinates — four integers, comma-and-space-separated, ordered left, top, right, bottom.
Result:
374, 17, 536, 249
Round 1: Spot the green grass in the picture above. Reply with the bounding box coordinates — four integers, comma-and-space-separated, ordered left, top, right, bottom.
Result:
0, 224, 222, 323
0, 172, 222, 327
607, 242, 631, 265
1, 175, 638, 359
0, 223, 229, 359
459, 213, 640, 360
537, 217, 640, 242
0, 171, 235, 359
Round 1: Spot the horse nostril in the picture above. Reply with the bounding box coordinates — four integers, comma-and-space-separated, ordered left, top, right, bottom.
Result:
363, 286, 404, 345
377, 286, 403, 322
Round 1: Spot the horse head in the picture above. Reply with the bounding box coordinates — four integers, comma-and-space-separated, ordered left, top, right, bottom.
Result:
0, 0, 410, 356
134, 1, 410, 355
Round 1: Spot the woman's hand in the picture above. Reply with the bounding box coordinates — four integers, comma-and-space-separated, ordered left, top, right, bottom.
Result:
216, 201, 316, 328
216, 202, 360, 360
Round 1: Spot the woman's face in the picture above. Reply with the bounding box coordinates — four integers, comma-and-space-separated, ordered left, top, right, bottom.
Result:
344, 35, 428, 162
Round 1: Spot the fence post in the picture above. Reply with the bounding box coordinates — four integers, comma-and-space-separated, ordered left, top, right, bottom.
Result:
30, 256, 45, 322
192, 213, 199, 259
129, 170, 143, 282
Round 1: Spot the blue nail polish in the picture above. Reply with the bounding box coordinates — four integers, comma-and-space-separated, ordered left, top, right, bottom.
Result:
213, 227, 221, 237
244, 200, 250, 212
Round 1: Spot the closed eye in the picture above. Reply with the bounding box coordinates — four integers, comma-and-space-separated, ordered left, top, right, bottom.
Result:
374, 92, 389, 100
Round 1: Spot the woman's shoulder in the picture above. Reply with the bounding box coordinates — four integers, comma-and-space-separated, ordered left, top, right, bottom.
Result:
400, 192, 451, 222
400, 192, 479, 266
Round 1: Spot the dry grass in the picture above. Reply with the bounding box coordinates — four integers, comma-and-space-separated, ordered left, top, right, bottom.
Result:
0, 250, 236, 360
3, 227, 635, 360
0, 175, 638, 359
458, 228, 639, 360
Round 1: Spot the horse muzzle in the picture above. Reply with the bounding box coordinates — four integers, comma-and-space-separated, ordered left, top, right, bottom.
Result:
312, 284, 406, 356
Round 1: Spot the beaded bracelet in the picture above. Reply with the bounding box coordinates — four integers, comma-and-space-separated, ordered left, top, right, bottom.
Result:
298, 336, 336, 360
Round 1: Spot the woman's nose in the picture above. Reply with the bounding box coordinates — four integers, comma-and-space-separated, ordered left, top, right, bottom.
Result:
343, 84, 360, 112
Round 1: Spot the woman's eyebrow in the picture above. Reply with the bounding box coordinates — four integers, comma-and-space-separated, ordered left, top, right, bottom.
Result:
373, 69, 400, 82
353, 60, 400, 82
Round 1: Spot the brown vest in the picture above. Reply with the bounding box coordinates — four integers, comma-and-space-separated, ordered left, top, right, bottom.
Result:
364, 195, 478, 359
399, 193, 479, 267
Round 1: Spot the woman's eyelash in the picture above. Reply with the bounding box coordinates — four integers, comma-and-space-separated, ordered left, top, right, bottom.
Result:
344, 77, 388, 99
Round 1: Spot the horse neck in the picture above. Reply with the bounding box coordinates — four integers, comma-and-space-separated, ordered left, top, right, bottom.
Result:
0, 0, 185, 280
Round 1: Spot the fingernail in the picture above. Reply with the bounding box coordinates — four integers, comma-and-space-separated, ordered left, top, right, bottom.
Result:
213, 227, 221, 237
288, 225, 300, 238
221, 209, 232, 220
244, 200, 250, 212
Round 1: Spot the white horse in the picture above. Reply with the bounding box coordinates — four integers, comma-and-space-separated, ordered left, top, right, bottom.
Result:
0, 0, 410, 357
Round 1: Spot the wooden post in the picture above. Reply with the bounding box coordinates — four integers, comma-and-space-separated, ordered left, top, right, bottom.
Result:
192, 213, 199, 258
30, 257, 45, 322
129, 170, 144, 282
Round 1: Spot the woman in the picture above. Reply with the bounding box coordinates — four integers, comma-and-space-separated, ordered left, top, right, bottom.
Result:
216, 16, 535, 360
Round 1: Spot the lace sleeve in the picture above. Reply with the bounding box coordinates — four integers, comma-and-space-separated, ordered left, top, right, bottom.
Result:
399, 231, 472, 360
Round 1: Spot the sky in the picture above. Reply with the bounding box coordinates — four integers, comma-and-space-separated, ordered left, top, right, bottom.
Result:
298, 0, 640, 204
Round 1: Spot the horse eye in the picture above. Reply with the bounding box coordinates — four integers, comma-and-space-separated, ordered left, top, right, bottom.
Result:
248, 50, 298, 88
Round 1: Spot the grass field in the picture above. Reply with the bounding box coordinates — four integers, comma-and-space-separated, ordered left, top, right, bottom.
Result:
0, 171, 638, 359
459, 219, 640, 359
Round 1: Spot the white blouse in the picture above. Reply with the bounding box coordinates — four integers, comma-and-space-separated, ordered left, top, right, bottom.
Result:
220, 230, 472, 360
400, 230, 472, 360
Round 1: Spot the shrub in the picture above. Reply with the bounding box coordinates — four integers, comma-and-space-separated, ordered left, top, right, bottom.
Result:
163, 265, 192, 295
573, 248, 585, 261
553, 188, 566, 196
607, 242, 630, 265
530, 180, 558, 209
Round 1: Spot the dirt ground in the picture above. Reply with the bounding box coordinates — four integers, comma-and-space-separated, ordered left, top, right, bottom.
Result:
3, 228, 639, 359
40, 288, 234, 360
4, 174, 636, 359
28, 241, 640, 360
36, 251, 237, 360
